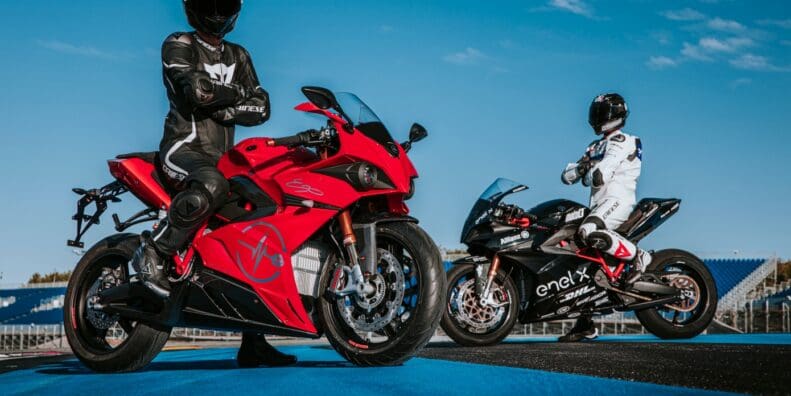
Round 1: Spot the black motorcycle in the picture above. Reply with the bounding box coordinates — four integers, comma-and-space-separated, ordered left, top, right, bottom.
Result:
441, 178, 717, 346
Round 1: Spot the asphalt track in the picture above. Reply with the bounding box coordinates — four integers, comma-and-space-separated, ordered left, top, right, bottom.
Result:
1, 334, 789, 396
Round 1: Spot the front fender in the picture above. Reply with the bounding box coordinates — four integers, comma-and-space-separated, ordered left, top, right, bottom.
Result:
451, 256, 491, 296
451, 255, 489, 266
353, 212, 419, 225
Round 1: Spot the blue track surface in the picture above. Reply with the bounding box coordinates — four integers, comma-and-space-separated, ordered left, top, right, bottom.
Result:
1, 343, 743, 396
504, 333, 791, 345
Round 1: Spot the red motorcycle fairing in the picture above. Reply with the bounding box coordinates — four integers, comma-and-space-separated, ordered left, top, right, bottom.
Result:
191, 207, 337, 334
108, 158, 171, 209
104, 101, 420, 336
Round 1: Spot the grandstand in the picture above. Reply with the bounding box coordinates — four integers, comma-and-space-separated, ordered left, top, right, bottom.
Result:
0, 284, 66, 325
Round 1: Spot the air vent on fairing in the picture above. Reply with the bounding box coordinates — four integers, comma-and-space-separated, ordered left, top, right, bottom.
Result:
291, 241, 329, 297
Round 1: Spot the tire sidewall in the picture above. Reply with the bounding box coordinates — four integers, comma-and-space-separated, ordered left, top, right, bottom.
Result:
635, 249, 718, 339
440, 264, 519, 347
317, 221, 445, 365
64, 233, 171, 372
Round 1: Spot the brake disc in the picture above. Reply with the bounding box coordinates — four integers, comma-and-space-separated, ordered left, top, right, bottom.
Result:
337, 249, 405, 333
664, 274, 701, 313
85, 268, 122, 330
452, 278, 507, 333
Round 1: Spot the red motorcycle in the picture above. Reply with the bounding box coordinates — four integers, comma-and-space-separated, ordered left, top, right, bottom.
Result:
64, 87, 445, 372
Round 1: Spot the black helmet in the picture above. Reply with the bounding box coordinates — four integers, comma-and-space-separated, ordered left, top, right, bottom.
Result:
183, 0, 243, 39
588, 93, 628, 135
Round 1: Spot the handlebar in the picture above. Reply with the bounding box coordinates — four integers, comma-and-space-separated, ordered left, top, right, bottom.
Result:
494, 203, 537, 228
268, 129, 317, 147
268, 127, 336, 148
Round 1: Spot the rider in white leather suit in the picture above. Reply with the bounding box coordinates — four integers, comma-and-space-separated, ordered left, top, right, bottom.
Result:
558, 93, 651, 342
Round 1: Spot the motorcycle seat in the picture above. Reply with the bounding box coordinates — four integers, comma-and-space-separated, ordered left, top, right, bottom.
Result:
116, 152, 175, 196
116, 152, 158, 163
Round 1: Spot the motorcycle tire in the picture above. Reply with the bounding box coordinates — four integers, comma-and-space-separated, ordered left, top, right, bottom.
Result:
440, 264, 519, 347
317, 221, 445, 366
636, 249, 718, 339
64, 233, 171, 373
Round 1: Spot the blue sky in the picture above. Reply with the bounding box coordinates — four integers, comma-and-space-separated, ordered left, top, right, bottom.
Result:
0, 0, 789, 283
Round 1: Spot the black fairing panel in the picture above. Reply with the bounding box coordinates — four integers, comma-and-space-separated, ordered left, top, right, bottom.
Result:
179, 269, 316, 337
617, 198, 681, 242
528, 199, 587, 229
520, 257, 613, 323
215, 176, 277, 223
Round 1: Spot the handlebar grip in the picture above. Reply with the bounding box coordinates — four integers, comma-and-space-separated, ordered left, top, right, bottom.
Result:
270, 134, 305, 147
269, 129, 321, 147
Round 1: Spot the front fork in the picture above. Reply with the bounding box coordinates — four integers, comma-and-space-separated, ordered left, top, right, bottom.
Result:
479, 255, 508, 308
329, 210, 376, 297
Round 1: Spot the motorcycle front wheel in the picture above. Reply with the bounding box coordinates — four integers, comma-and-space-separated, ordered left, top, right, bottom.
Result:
317, 221, 445, 366
63, 233, 171, 373
635, 249, 718, 339
440, 264, 519, 346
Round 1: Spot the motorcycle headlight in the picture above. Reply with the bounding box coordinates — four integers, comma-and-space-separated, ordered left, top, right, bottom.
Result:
356, 163, 378, 190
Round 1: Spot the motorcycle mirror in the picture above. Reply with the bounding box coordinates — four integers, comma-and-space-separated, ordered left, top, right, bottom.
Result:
301, 86, 355, 132
301, 86, 336, 110
408, 123, 428, 143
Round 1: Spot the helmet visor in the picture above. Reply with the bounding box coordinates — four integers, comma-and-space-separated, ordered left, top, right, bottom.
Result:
588, 101, 610, 128
191, 0, 242, 18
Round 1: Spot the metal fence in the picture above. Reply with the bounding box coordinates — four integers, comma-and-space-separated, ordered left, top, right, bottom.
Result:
0, 324, 65, 352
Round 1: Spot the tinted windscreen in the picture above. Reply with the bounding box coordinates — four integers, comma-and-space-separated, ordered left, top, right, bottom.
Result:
336, 93, 399, 157
460, 178, 528, 243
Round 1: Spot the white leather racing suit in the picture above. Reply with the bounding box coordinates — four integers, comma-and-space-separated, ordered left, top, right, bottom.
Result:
561, 130, 649, 267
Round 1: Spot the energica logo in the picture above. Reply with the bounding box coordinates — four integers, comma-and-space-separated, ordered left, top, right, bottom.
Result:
235, 221, 287, 283
535, 268, 591, 297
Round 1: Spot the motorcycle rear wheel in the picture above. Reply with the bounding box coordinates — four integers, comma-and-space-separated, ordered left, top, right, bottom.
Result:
317, 222, 445, 366
635, 249, 718, 339
63, 233, 171, 373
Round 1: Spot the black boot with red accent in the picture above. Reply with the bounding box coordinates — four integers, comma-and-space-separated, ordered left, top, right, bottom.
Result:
236, 332, 297, 368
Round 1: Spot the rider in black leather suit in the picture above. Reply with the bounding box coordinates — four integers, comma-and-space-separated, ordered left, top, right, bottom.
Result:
134, 0, 295, 367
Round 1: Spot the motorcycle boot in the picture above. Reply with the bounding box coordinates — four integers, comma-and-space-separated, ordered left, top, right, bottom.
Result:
625, 249, 652, 284
131, 235, 171, 298
237, 332, 298, 368
558, 316, 599, 342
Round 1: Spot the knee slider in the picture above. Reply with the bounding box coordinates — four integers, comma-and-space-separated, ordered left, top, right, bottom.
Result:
586, 230, 614, 251
170, 188, 211, 228
185, 167, 230, 207
578, 216, 605, 239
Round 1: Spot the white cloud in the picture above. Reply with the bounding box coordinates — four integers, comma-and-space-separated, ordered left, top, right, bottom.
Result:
651, 31, 672, 45
757, 19, 791, 29
443, 48, 488, 65
729, 54, 789, 72
379, 25, 394, 33
698, 37, 753, 53
707, 17, 746, 33
661, 8, 706, 22
548, 0, 593, 18
36, 40, 132, 60
681, 42, 713, 61
646, 56, 678, 70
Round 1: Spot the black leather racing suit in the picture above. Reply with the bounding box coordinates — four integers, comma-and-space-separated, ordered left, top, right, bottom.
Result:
151, 32, 270, 255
